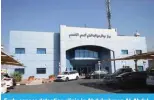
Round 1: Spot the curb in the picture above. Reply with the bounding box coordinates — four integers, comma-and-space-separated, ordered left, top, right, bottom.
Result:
16, 83, 26, 86
16, 80, 53, 86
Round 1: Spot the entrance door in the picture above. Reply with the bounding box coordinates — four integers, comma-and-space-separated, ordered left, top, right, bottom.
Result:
73, 66, 96, 76
80, 67, 88, 76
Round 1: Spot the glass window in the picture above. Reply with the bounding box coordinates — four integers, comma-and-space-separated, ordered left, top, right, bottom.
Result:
136, 50, 142, 55
75, 50, 80, 57
15, 68, 24, 74
83, 49, 86, 57
94, 52, 98, 58
37, 48, 46, 54
36, 68, 46, 74
89, 50, 94, 57
15, 48, 25, 54
87, 50, 90, 57
74, 49, 98, 58
80, 50, 84, 58
138, 66, 143, 71
85, 50, 89, 57
121, 50, 128, 55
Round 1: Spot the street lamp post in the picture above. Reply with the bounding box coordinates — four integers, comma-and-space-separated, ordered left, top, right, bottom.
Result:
59, 62, 61, 75
98, 61, 101, 79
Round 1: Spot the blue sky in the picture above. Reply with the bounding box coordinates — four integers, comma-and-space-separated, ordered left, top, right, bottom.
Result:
2, 0, 154, 52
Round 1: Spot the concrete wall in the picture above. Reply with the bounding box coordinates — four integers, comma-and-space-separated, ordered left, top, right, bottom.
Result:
60, 25, 148, 73
9, 31, 60, 78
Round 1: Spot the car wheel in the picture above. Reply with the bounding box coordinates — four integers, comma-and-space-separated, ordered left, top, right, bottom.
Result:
76, 76, 79, 80
65, 77, 69, 82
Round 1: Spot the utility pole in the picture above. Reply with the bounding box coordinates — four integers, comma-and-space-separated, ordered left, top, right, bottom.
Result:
106, 0, 111, 29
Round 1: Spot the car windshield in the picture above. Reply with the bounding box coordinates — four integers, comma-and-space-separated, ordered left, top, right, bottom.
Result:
62, 72, 69, 75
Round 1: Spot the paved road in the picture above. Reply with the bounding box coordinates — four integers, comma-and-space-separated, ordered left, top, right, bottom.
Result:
9, 79, 150, 93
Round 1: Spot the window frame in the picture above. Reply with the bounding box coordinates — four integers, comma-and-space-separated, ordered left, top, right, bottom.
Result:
37, 48, 46, 54
14, 68, 25, 74
15, 48, 25, 54
136, 50, 142, 55
36, 68, 46, 74
137, 66, 144, 71
121, 50, 128, 55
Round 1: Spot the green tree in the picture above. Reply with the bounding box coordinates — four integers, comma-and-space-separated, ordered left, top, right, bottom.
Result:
11, 72, 22, 82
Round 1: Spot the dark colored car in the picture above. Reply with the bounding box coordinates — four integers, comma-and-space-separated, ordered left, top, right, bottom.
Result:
103, 68, 133, 84
146, 68, 154, 92
85, 71, 93, 79
115, 71, 147, 89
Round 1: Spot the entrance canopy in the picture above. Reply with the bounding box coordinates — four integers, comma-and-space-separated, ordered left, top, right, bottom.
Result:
103, 51, 154, 61
102, 51, 154, 72
1, 51, 23, 66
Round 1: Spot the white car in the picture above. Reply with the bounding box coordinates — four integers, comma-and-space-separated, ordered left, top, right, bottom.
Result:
146, 69, 154, 92
56, 70, 79, 81
1, 74, 13, 88
1, 80, 7, 94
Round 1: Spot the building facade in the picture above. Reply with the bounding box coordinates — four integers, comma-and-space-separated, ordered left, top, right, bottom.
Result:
9, 25, 148, 78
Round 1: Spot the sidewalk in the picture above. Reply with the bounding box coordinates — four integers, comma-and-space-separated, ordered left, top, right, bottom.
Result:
17, 78, 53, 85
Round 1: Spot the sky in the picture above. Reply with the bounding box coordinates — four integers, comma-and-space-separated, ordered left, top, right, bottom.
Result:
1, 0, 154, 52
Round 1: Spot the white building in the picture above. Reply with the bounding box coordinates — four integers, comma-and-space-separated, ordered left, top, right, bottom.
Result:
9, 25, 148, 78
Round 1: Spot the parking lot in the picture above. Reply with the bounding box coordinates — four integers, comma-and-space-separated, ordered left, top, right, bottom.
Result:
8, 79, 150, 93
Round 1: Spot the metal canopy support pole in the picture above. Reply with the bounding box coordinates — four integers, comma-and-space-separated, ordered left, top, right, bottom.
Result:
134, 59, 138, 72
111, 50, 116, 72
112, 51, 116, 72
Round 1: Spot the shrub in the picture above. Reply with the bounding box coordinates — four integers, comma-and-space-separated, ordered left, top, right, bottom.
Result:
28, 76, 35, 81
49, 75, 55, 80
11, 72, 22, 82
49, 75, 55, 78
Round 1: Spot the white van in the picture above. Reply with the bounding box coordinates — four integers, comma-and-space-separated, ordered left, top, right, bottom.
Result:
1, 79, 7, 94
1, 73, 14, 88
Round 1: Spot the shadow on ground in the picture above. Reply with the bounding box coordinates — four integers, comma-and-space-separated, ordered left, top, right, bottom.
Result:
79, 81, 152, 93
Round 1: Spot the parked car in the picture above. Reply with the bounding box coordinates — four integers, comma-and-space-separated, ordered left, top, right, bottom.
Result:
1, 75, 7, 94
56, 70, 79, 81
85, 71, 93, 79
146, 68, 154, 92
1, 73, 14, 88
115, 71, 147, 89
103, 68, 133, 85
85, 69, 108, 79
